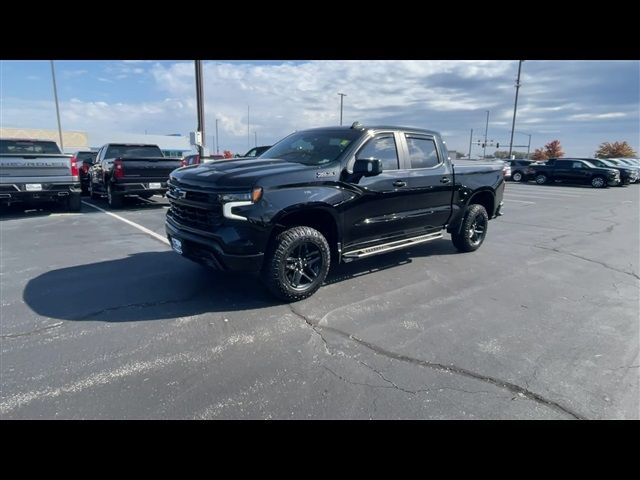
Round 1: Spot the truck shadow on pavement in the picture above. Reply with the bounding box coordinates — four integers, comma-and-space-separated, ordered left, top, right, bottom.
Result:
23, 240, 459, 323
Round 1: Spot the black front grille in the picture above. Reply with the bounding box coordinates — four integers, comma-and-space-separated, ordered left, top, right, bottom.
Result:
168, 202, 222, 230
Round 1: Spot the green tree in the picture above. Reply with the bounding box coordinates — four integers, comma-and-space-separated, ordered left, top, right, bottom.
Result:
595, 141, 637, 158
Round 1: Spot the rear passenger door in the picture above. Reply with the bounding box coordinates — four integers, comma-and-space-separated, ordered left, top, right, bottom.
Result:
396, 133, 453, 230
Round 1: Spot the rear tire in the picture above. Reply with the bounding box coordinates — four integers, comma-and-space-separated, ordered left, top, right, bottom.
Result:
262, 226, 330, 302
535, 173, 548, 185
451, 204, 489, 253
512, 171, 523, 182
591, 176, 606, 188
89, 181, 100, 200
67, 193, 82, 212
107, 184, 123, 209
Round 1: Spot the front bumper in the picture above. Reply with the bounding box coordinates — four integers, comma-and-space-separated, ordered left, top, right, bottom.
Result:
166, 219, 264, 272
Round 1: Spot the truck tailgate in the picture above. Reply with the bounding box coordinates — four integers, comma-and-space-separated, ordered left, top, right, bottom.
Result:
0, 154, 75, 184
118, 157, 182, 180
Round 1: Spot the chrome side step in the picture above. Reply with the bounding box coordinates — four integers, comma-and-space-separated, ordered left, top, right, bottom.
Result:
342, 231, 444, 259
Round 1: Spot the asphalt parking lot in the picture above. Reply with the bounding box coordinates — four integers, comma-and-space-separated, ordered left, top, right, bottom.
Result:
1, 182, 638, 419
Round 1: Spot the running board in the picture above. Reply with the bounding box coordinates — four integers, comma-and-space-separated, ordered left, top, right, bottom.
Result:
342, 231, 444, 259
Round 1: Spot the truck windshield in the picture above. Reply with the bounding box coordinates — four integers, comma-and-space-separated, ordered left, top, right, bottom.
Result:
0, 140, 62, 155
262, 130, 361, 165
105, 145, 163, 158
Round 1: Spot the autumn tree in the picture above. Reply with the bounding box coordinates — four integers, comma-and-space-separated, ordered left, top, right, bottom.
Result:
544, 140, 564, 158
531, 148, 547, 161
223, 150, 233, 159
595, 141, 637, 158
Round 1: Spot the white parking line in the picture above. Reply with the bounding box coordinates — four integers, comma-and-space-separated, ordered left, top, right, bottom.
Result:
82, 201, 170, 246
504, 198, 536, 204
506, 186, 596, 196
505, 192, 577, 201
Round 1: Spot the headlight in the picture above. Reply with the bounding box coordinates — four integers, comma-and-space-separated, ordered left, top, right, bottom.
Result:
219, 186, 263, 203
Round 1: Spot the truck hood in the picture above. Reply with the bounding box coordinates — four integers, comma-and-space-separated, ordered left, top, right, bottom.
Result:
169, 158, 318, 189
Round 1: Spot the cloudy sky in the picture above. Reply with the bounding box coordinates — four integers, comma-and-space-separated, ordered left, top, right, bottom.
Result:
1, 60, 638, 157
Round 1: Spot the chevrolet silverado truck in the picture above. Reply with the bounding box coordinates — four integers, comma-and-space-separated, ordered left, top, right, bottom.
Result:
0, 138, 81, 211
166, 124, 505, 301
529, 158, 620, 188
88, 143, 182, 208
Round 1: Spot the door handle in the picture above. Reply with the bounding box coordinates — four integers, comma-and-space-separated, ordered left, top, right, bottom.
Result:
393, 180, 407, 188
440, 176, 451, 184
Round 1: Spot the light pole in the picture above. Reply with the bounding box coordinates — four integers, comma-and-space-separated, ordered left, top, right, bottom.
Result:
247, 105, 250, 149
215, 118, 219, 154
254, 131, 257, 147
194, 60, 205, 157
508, 60, 524, 159
468, 128, 473, 159
514, 131, 532, 159
338, 93, 346, 126
50, 61, 64, 151
483, 110, 490, 159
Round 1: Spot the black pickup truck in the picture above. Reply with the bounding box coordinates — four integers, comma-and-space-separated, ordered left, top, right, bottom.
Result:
88, 143, 182, 208
529, 158, 620, 188
166, 124, 505, 301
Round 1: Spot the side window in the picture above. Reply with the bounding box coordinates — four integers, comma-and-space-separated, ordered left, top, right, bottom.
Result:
572, 161, 583, 169
356, 134, 399, 170
405, 136, 440, 169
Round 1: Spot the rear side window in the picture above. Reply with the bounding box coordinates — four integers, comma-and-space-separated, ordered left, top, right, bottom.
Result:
0, 140, 61, 154
356, 135, 399, 170
406, 136, 440, 169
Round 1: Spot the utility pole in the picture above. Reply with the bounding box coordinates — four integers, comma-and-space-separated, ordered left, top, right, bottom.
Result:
338, 93, 346, 126
526, 134, 531, 159
483, 110, 490, 159
50, 60, 64, 151
468, 128, 473, 159
194, 60, 205, 157
254, 131, 257, 147
247, 105, 250, 149
215, 118, 219, 154
508, 60, 523, 159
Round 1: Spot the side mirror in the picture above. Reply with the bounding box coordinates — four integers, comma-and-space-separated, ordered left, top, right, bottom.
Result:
354, 158, 383, 177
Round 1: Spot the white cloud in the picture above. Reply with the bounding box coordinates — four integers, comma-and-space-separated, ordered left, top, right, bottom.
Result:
568, 112, 628, 121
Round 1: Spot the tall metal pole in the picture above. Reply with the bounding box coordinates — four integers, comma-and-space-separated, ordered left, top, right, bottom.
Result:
338, 93, 346, 126
508, 60, 523, 159
483, 110, 490, 159
247, 105, 250, 149
215, 118, 219, 154
50, 61, 64, 151
527, 134, 531, 159
194, 60, 205, 157
254, 131, 257, 147
468, 128, 473, 159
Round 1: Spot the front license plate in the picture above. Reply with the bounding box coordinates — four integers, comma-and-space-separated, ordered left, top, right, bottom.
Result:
26, 184, 42, 191
149, 182, 162, 189
171, 238, 183, 255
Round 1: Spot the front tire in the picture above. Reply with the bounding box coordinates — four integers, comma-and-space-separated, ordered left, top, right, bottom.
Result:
66, 193, 81, 212
535, 173, 548, 185
107, 184, 123, 209
451, 204, 489, 253
591, 176, 606, 188
262, 226, 330, 302
512, 171, 523, 182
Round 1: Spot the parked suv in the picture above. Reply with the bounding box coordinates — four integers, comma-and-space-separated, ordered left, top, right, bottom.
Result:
166, 124, 505, 301
528, 158, 620, 188
584, 158, 638, 185
505, 159, 535, 182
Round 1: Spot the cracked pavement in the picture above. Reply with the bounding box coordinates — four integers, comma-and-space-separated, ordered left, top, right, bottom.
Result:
1, 182, 638, 419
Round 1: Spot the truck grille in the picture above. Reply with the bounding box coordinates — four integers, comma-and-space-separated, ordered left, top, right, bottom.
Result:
168, 203, 222, 230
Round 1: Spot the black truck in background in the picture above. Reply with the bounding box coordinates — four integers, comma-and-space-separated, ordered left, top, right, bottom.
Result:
88, 143, 182, 208
528, 158, 620, 188
166, 124, 505, 301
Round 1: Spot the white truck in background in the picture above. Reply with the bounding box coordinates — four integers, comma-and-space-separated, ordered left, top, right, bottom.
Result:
0, 138, 81, 211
